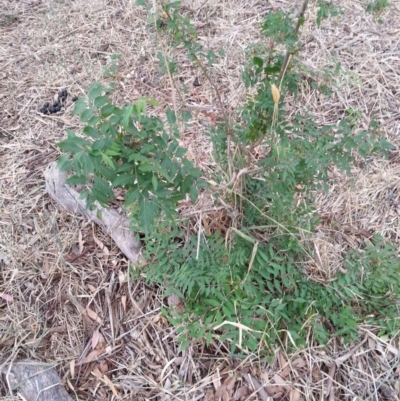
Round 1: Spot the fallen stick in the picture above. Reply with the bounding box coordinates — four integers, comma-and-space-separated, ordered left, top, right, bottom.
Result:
44, 161, 141, 263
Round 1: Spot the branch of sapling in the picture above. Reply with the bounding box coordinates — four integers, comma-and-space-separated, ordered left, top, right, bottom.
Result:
278, 0, 309, 83
246, 39, 275, 155
161, 4, 228, 124
242, 1, 310, 167
219, 167, 263, 189
191, 53, 233, 177
161, 3, 234, 178
265, 38, 276, 81
248, 126, 268, 154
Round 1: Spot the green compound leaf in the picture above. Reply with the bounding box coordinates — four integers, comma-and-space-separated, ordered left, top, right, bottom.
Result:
72, 98, 86, 116
88, 82, 104, 102
94, 95, 109, 108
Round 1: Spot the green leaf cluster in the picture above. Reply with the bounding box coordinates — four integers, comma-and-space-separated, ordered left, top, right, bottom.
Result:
57, 1, 398, 356
57, 83, 203, 233
153, 1, 224, 73
366, 0, 389, 14
145, 226, 400, 354
135, 3, 398, 355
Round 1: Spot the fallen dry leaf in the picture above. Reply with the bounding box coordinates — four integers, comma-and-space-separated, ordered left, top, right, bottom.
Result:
292, 357, 307, 369
215, 384, 227, 398
164, 377, 172, 390
174, 357, 184, 366
78, 229, 84, 254
368, 336, 376, 351
213, 370, 222, 394
290, 388, 302, 401
261, 371, 269, 382
103, 375, 120, 399
87, 284, 97, 293
70, 359, 75, 379
83, 349, 100, 364
98, 360, 108, 373
42, 256, 50, 278
241, 373, 270, 401
250, 364, 260, 377
92, 225, 110, 262
102, 245, 110, 262
278, 349, 291, 377
225, 375, 236, 392
0, 293, 13, 302
234, 386, 250, 400
204, 389, 215, 401
92, 225, 104, 250
335, 336, 367, 365
265, 385, 278, 397
97, 331, 106, 347
92, 366, 103, 379
118, 271, 126, 285
91, 329, 100, 349
121, 295, 127, 312
217, 376, 236, 401
274, 374, 287, 387
325, 363, 336, 398
312, 367, 321, 381
270, 374, 288, 397
86, 307, 103, 324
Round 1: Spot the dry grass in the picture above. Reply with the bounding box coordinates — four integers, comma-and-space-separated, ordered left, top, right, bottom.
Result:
1, 0, 400, 400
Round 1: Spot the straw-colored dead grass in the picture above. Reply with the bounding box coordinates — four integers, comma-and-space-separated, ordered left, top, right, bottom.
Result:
1, 0, 400, 399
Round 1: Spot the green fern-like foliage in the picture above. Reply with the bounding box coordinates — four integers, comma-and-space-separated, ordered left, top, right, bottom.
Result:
57, 83, 205, 234
139, 2, 398, 354
146, 227, 400, 353
57, 1, 399, 355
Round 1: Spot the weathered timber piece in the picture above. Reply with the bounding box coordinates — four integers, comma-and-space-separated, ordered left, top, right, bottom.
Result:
44, 161, 141, 263
0, 359, 73, 401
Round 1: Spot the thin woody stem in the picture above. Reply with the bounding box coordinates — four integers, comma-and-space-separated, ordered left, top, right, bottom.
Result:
246, 0, 309, 163
162, 3, 233, 178
192, 54, 233, 177
278, 0, 309, 83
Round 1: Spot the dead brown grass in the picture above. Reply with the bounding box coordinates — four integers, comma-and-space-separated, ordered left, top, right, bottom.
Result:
1, 0, 400, 400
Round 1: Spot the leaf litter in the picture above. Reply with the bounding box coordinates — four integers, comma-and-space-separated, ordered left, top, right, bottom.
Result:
0, 0, 400, 400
